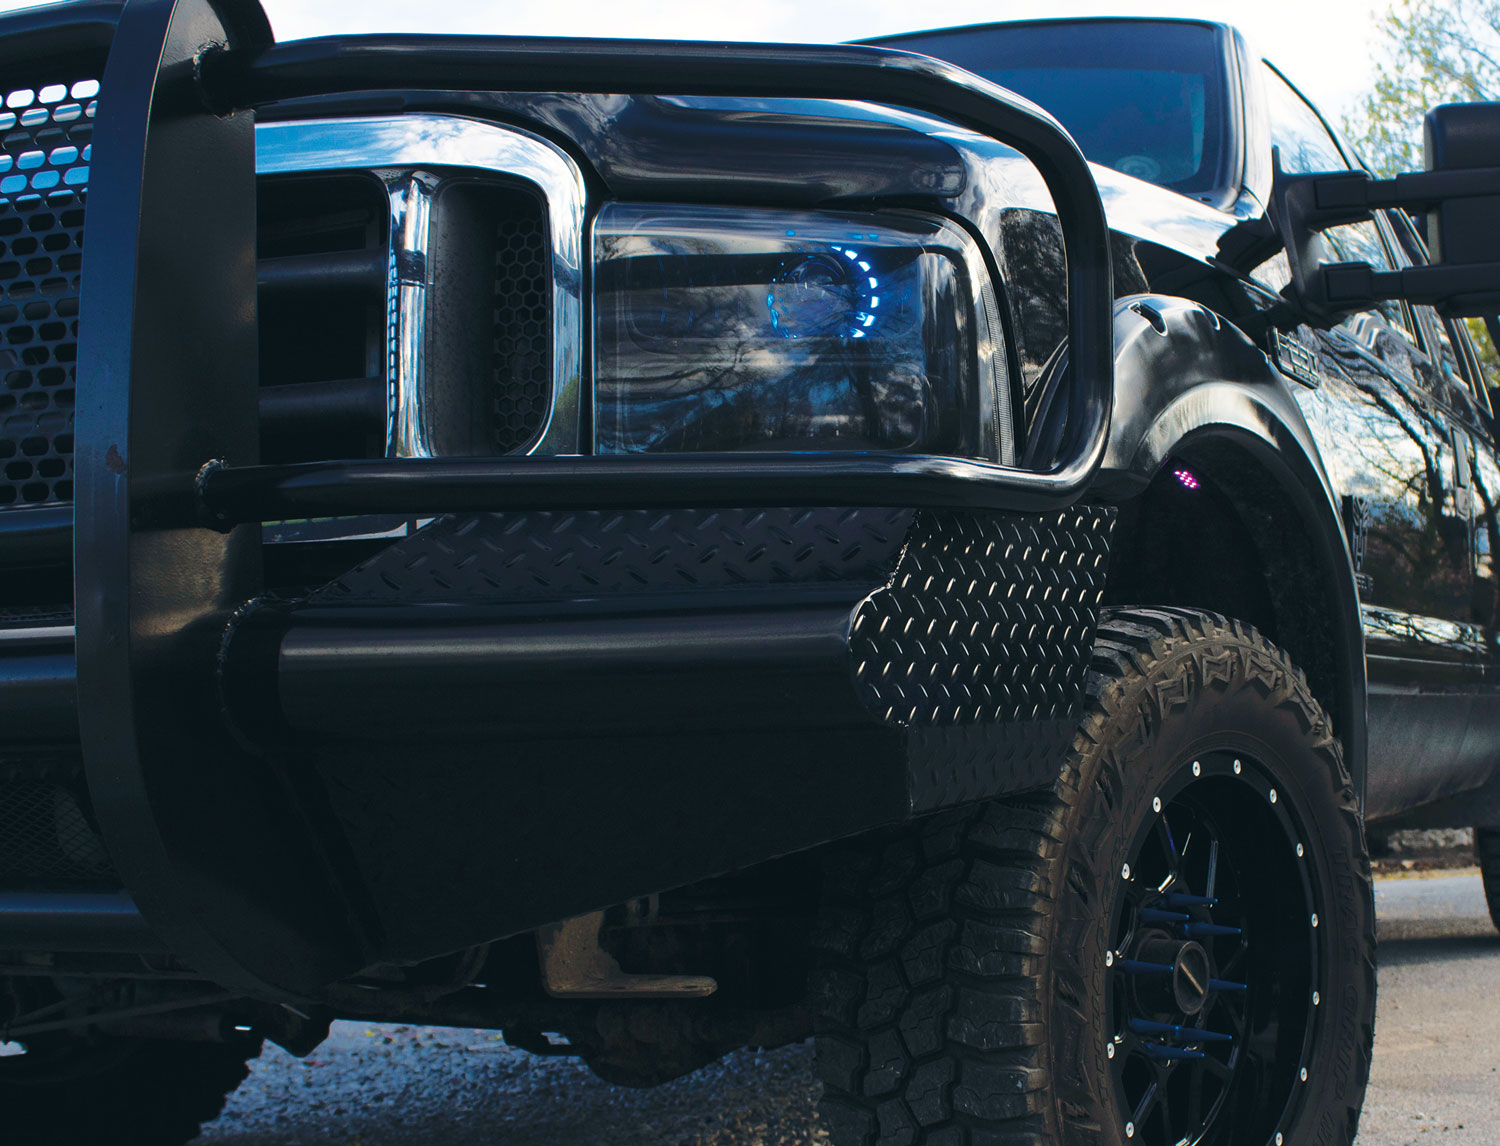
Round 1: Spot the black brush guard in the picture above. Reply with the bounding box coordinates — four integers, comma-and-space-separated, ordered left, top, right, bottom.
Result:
0, 0, 1118, 997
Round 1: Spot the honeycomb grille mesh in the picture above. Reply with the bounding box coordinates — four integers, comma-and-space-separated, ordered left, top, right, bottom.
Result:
0, 79, 96, 509
491, 204, 550, 452
0, 772, 114, 885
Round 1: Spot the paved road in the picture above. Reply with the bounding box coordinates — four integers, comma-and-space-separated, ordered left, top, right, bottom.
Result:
200, 873, 1500, 1146
1357, 872, 1500, 1145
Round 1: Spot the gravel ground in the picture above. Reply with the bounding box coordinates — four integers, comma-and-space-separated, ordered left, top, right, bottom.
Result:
202, 1027, 828, 1146
1370, 829, 1479, 876
199, 872, 1500, 1146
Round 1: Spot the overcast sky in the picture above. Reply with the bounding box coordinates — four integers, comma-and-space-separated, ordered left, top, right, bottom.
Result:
0, 0, 1391, 119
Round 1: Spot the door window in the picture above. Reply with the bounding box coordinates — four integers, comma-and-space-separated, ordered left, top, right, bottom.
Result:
1262, 63, 1347, 176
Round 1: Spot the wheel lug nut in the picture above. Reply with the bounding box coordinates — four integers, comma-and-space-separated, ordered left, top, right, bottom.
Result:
1270, 788, 1278, 804
1153, 796, 1162, 813
1233, 759, 1242, 774
1301, 1067, 1309, 1082
1106, 950, 1115, 967
1122, 863, 1131, 880
1107, 1042, 1116, 1059
1297, 843, 1305, 858
1126, 1122, 1136, 1138
1192, 760, 1201, 776
1276, 1134, 1284, 1145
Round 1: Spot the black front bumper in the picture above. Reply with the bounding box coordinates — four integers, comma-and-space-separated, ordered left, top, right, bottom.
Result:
210, 505, 1114, 966
0, 503, 1113, 985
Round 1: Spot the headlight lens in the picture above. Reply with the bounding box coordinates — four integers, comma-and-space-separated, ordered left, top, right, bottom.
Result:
594, 204, 1013, 462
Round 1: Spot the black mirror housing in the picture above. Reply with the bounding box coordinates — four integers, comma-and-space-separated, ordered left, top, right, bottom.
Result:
1425, 102, 1500, 266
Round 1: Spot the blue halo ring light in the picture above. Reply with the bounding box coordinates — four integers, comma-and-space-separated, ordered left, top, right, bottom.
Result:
767, 243, 881, 340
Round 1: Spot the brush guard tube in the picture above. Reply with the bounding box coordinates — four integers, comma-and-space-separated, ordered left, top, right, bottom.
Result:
71, 0, 1116, 997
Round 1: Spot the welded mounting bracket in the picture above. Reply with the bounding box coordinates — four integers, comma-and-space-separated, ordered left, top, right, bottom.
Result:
536, 912, 718, 1000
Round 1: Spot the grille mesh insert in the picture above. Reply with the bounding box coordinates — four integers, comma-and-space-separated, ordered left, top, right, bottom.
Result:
491, 206, 550, 452
0, 768, 114, 886
0, 79, 95, 509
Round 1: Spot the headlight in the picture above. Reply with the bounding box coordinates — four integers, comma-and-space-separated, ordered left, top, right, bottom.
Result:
594, 204, 1013, 463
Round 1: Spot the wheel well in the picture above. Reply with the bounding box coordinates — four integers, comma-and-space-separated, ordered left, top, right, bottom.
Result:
1104, 439, 1346, 746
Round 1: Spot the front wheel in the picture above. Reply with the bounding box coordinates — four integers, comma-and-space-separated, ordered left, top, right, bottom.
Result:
813, 608, 1375, 1146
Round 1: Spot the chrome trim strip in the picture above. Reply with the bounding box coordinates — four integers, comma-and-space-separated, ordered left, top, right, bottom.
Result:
0, 625, 75, 645
256, 114, 588, 457
391, 172, 435, 458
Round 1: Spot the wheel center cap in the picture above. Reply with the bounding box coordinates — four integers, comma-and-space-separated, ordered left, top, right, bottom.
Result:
1173, 941, 1212, 1015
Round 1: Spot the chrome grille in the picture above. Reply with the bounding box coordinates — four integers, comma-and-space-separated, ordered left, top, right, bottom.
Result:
256, 114, 585, 469
0, 79, 95, 510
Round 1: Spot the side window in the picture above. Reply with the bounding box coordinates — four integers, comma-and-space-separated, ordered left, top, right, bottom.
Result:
1326, 216, 1418, 348
1386, 206, 1493, 416
1262, 63, 1346, 176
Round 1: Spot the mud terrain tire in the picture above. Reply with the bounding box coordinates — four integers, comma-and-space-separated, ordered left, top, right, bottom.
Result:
812, 607, 1375, 1146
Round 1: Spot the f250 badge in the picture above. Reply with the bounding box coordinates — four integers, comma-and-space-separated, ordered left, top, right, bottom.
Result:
1342, 494, 1373, 596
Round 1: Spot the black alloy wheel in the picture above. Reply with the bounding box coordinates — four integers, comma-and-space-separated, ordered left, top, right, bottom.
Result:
1107, 752, 1319, 1144
812, 608, 1375, 1146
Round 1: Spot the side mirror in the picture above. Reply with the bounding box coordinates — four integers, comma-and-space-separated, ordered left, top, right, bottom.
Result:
1269, 102, 1500, 322
1425, 103, 1500, 271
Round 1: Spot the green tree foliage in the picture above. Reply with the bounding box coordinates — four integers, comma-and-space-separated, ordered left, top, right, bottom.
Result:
1346, 2, 1500, 390
1468, 317, 1500, 377
1345, 0, 1500, 176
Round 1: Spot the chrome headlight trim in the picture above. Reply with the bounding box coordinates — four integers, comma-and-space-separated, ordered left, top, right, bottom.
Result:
255, 113, 587, 459
905, 209, 1013, 466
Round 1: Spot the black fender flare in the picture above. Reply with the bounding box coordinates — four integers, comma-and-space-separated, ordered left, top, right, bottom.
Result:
1092, 294, 1368, 804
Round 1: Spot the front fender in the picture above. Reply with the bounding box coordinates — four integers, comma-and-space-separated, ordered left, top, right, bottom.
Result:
1093, 294, 1369, 803
1101, 296, 1318, 486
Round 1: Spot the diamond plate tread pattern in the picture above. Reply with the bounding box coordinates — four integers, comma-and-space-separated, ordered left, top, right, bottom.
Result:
311, 507, 917, 604
906, 719, 1076, 811
852, 506, 1116, 728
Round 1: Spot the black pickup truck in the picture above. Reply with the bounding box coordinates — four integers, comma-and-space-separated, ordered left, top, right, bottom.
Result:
5, 3, 1500, 1145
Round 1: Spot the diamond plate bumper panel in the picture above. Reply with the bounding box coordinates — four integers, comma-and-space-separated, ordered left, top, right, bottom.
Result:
853, 506, 1114, 726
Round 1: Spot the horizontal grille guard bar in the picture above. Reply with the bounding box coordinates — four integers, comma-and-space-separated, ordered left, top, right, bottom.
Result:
0, 891, 166, 954
198, 31, 1114, 507
200, 453, 1098, 526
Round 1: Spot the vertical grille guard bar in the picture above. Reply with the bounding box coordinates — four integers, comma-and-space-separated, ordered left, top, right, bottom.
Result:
194, 33, 1114, 517
74, 0, 365, 995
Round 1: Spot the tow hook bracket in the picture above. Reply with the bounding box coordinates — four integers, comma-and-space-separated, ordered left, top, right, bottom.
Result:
536, 912, 718, 1000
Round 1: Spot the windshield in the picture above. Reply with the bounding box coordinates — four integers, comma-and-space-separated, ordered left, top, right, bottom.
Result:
870, 20, 1234, 199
